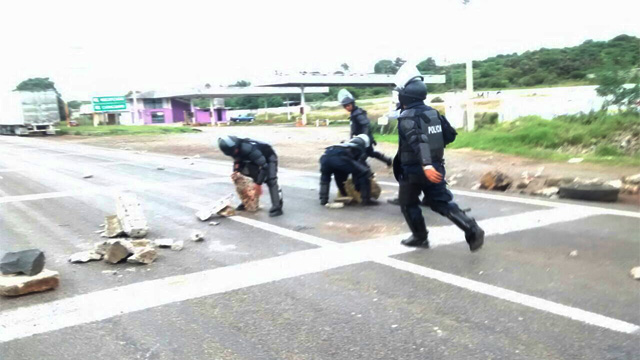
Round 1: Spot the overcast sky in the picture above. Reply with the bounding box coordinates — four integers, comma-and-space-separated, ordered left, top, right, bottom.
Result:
1, 0, 638, 100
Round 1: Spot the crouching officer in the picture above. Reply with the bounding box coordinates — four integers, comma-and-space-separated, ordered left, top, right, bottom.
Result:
393, 64, 484, 251
339, 89, 393, 167
319, 134, 376, 205
218, 135, 283, 217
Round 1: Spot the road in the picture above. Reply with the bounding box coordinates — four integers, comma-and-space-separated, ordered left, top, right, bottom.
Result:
0, 136, 638, 360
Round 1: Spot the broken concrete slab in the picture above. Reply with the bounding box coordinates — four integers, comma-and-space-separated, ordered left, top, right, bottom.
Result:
104, 215, 125, 238
1, 249, 45, 276
68, 251, 103, 263
480, 171, 513, 191
130, 239, 152, 248
171, 240, 184, 251
0, 269, 60, 297
232, 172, 260, 212
196, 194, 234, 221
217, 206, 236, 217
190, 231, 205, 242
103, 240, 134, 264
116, 193, 149, 238
622, 173, 640, 185
533, 187, 559, 198
154, 239, 175, 248
325, 202, 345, 209
631, 266, 640, 280
127, 247, 157, 265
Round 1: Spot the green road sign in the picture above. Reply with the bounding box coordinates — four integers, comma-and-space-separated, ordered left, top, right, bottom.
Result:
92, 96, 127, 112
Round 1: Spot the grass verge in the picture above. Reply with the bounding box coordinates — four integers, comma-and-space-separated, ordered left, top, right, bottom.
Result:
56, 125, 200, 136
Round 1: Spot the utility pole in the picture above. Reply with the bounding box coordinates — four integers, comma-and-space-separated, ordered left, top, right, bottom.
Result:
464, 0, 475, 131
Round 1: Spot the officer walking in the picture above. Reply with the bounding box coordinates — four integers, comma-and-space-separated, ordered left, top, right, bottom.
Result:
338, 89, 393, 167
319, 134, 376, 206
393, 64, 484, 251
218, 135, 283, 217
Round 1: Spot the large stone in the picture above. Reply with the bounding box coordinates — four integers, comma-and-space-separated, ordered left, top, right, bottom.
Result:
480, 171, 513, 191
104, 215, 124, 238
544, 177, 575, 187
104, 240, 134, 264
0, 269, 60, 296
171, 240, 184, 251
68, 251, 103, 263
196, 194, 233, 221
533, 187, 559, 198
127, 247, 157, 265
115, 193, 149, 238
154, 238, 175, 248
622, 174, 640, 185
0, 249, 45, 276
231, 172, 260, 212
631, 266, 640, 280
343, 178, 382, 204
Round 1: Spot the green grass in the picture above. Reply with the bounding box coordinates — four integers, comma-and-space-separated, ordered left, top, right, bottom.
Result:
378, 111, 640, 167
56, 125, 200, 136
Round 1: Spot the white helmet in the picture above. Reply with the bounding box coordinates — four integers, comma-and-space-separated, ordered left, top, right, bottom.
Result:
337, 89, 355, 106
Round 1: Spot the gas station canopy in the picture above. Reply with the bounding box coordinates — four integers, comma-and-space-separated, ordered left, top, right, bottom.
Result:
257, 74, 446, 87
135, 86, 329, 99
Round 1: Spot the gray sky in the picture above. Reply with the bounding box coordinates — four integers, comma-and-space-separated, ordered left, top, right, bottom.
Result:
1, 0, 638, 100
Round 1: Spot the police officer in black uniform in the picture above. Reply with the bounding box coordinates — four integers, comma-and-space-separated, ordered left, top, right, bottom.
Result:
218, 135, 283, 217
393, 67, 484, 251
339, 89, 393, 167
319, 134, 376, 205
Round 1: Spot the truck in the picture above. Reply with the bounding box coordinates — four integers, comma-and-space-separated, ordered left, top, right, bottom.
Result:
0, 90, 60, 135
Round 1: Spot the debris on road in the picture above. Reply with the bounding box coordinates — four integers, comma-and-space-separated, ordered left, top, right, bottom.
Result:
217, 206, 236, 217
154, 238, 175, 248
0, 269, 60, 296
533, 187, 559, 198
209, 221, 220, 226
68, 251, 103, 263
83, 173, 94, 179
232, 172, 260, 212
630, 266, 640, 280
102, 270, 118, 275
190, 231, 205, 242
569, 250, 579, 257
471, 183, 481, 191
558, 184, 619, 202
344, 177, 381, 204
156, 166, 165, 170
325, 202, 345, 209
480, 171, 513, 191
196, 194, 234, 221
104, 215, 125, 238
127, 247, 157, 265
116, 193, 149, 238
104, 240, 134, 264
131, 239, 152, 248
171, 240, 184, 251
568, 158, 584, 164
1, 249, 45, 276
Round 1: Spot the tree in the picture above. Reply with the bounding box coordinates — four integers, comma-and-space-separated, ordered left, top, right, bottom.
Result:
341, 63, 349, 71
67, 100, 86, 109
596, 67, 640, 109
374, 59, 395, 74
417, 57, 438, 73
15, 77, 57, 92
393, 57, 406, 72
230, 80, 251, 87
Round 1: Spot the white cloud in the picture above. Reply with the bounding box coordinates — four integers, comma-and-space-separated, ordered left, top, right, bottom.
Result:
1, 0, 638, 99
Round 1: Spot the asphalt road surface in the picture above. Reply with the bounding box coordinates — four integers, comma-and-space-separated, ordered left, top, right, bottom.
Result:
1, 136, 639, 360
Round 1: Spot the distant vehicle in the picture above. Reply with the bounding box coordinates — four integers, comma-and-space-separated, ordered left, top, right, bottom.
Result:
0, 90, 60, 135
68, 120, 79, 127
230, 114, 255, 122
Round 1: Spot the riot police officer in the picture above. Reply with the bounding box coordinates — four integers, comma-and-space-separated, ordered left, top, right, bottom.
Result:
319, 134, 376, 206
339, 89, 393, 167
218, 135, 283, 217
393, 64, 484, 251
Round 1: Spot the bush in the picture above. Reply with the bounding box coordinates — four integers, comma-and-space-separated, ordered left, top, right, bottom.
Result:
594, 144, 623, 157
474, 112, 499, 129
431, 96, 444, 103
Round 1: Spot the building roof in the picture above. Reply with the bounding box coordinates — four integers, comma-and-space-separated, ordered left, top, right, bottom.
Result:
257, 74, 446, 87
132, 86, 329, 99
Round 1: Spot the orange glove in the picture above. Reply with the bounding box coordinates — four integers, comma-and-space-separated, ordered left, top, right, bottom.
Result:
424, 166, 443, 183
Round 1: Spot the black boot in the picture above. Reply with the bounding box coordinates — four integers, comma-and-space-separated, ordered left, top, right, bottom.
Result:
387, 197, 400, 206
400, 206, 430, 248
359, 181, 378, 206
268, 183, 283, 217
236, 203, 246, 211
319, 182, 330, 205
446, 207, 484, 252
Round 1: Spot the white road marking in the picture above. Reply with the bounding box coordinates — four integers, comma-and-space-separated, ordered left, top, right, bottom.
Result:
376, 257, 640, 335
229, 216, 336, 247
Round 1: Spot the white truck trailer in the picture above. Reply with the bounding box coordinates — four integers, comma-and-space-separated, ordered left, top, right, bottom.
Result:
0, 90, 60, 135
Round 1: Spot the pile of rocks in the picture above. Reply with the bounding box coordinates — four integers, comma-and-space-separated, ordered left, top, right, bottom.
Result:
0, 249, 59, 296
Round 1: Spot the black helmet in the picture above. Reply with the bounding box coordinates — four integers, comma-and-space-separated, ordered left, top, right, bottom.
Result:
396, 76, 427, 101
218, 135, 239, 156
349, 134, 370, 149
337, 89, 355, 106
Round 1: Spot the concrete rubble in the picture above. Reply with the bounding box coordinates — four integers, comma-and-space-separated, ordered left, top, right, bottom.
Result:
115, 193, 149, 238
196, 194, 234, 221
171, 240, 184, 251
1, 249, 46, 276
154, 238, 175, 248
232, 172, 260, 212
127, 247, 157, 265
104, 215, 125, 238
630, 267, 640, 280
104, 240, 134, 264
533, 187, 560, 198
69, 251, 103, 263
480, 171, 513, 191
325, 202, 345, 209
0, 269, 60, 296
191, 231, 205, 242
